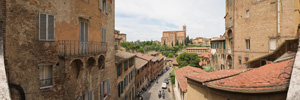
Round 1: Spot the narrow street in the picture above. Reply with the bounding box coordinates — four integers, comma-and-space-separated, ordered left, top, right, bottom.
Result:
141, 67, 173, 100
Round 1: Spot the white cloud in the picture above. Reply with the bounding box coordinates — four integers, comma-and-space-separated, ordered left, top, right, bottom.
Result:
116, 0, 225, 41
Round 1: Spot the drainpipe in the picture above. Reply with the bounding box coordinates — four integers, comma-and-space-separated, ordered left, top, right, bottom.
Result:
277, 0, 281, 37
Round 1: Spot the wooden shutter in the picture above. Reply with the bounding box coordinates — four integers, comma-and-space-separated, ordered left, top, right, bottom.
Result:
88, 91, 92, 100
107, 79, 111, 95
80, 22, 85, 42
99, 0, 103, 10
48, 15, 55, 40
104, 29, 106, 42
39, 13, 47, 40
100, 82, 104, 100
105, 1, 108, 14
85, 23, 89, 42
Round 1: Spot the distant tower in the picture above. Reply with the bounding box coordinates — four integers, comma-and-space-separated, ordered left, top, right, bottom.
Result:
183, 25, 186, 32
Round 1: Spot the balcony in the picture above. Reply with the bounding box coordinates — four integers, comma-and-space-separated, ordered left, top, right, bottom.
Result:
57, 40, 107, 57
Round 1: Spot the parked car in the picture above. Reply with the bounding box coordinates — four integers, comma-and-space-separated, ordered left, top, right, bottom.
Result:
162, 83, 167, 89
164, 78, 169, 84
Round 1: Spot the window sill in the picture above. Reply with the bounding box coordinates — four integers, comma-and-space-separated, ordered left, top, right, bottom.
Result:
40, 85, 53, 89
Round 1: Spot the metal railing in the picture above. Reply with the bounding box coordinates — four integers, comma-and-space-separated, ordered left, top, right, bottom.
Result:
40, 78, 53, 87
57, 40, 107, 57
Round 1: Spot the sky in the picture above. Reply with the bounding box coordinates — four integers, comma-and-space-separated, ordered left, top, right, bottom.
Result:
115, 0, 226, 42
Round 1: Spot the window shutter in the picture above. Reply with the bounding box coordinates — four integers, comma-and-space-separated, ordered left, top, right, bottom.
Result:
106, 1, 108, 14
100, 82, 104, 100
85, 23, 89, 42
39, 13, 47, 40
88, 91, 92, 100
104, 29, 106, 42
99, 0, 103, 10
80, 22, 85, 42
107, 79, 111, 95
48, 15, 55, 40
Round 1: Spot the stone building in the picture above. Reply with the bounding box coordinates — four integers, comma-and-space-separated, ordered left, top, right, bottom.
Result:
1, 0, 117, 100
161, 25, 186, 47
115, 30, 122, 50
198, 53, 210, 67
185, 47, 210, 54
192, 37, 210, 47
135, 53, 153, 82
225, 0, 300, 69
147, 51, 165, 80
134, 57, 148, 95
119, 33, 126, 43
210, 36, 228, 70
115, 50, 135, 100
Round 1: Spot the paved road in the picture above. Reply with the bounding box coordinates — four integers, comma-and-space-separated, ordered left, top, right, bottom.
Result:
141, 67, 173, 100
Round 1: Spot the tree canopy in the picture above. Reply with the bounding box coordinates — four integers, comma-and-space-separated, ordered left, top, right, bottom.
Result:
176, 52, 200, 68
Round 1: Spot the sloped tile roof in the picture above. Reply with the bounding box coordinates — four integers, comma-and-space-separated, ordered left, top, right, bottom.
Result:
187, 69, 250, 83
174, 66, 205, 92
198, 53, 210, 58
115, 50, 135, 64
205, 59, 294, 93
135, 53, 153, 61
135, 57, 148, 69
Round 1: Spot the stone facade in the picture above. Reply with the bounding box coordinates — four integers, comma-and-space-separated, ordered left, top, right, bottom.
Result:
192, 37, 210, 47
134, 57, 148, 95
161, 25, 186, 47
225, 0, 298, 69
185, 47, 210, 54
210, 37, 228, 70
2, 0, 117, 100
115, 51, 135, 100
115, 30, 121, 50
119, 33, 126, 43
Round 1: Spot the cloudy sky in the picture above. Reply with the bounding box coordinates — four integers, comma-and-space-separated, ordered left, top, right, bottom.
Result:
115, 0, 226, 42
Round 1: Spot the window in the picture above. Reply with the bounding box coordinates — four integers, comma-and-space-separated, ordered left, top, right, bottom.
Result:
124, 60, 129, 71
270, 39, 277, 50
124, 76, 128, 89
238, 56, 242, 65
39, 13, 55, 41
117, 64, 122, 76
229, 18, 233, 27
229, 0, 232, 6
40, 65, 53, 88
245, 57, 249, 67
101, 79, 110, 100
246, 39, 250, 50
118, 81, 123, 97
246, 10, 250, 18
101, 27, 106, 43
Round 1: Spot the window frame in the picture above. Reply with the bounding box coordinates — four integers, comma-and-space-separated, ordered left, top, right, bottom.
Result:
246, 39, 250, 50
39, 63, 54, 89
238, 56, 242, 65
270, 38, 277, 50
39, 13, 55, 41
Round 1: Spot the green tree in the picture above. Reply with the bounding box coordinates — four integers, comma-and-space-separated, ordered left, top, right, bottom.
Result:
137, 47, 144, 53
176, 52, 200, 68
164, 40, 166, 46
175, 39, 179, 46
168, 53, 174, 58
172, 41, 174, 46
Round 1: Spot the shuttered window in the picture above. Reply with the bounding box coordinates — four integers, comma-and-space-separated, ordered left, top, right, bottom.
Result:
39, 13, 55, 41
100, 79, 110, 100
101, 27, 106, 43
99, 0, 103, 10
88, 91, 92, 100
105, 1, 108, 14
270, 39, 277, 50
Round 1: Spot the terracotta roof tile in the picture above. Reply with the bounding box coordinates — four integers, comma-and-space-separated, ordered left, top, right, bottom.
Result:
115, 50, 136, 64
174, 66, 205, 92
135, 53, 153, 61
198, 53, 210, 58
173, 59, 178, 65
187, 69, 250, 83
135, 58, 148, 69
205, 59, 294, 93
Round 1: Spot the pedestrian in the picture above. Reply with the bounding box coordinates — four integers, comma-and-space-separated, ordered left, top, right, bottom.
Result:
158, 90, 161, 98
162, 91, 165, 99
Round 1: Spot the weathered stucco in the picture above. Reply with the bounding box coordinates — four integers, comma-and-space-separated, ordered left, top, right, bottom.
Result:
286, 39, 300, 100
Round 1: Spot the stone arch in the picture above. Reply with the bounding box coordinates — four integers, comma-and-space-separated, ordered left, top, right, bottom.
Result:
226, 55, 233, 69
86, 57, 96, 67
9, 83, 25, 100
98, 55, 105, 70
70, 59, 83, 79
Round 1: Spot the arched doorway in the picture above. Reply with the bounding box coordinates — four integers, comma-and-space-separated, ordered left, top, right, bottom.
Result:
226, 55, 233, 69
70, 59, 83, 79
98, 55, 105, 70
